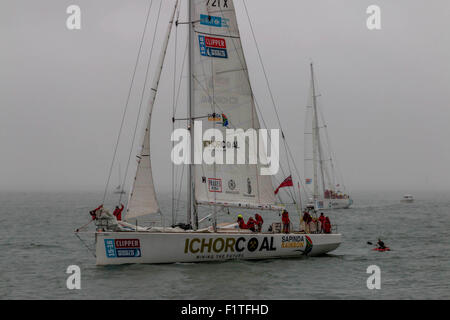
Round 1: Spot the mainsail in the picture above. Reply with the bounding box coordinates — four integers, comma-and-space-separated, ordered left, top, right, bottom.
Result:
190, 0, 278, 210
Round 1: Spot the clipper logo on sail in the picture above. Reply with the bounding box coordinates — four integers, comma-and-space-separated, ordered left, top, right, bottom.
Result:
104, 239, 142, 258
199, 35, 228, 59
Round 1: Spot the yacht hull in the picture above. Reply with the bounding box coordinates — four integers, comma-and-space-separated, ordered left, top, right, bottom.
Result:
95, 232, 342, 265
315, 198, 353, 210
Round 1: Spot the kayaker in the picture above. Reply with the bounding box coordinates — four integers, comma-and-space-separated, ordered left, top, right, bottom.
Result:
255, 213, 264, 232
377, 239, 386, 250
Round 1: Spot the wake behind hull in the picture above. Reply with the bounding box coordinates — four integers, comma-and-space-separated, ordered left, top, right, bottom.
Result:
95, 232, 342, 265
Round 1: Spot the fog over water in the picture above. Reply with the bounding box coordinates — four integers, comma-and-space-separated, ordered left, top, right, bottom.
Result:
1, 0, 449, 196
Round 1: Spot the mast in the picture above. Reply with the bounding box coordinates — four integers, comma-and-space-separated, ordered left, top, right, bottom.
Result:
310, 63, 326, 200
187, 0, 197, 229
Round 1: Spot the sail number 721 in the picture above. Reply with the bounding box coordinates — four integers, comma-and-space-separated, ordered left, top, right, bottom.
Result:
207, 0, 229, 8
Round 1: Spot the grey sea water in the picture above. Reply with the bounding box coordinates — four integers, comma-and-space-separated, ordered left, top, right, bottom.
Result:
1, 191, 449, 300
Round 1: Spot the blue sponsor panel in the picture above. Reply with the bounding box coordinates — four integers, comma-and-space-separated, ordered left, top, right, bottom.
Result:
104, 239, 142, 258
200, 14, 222, 27
104, 239, 117, 258
116, 248, 141, 258
200, 14, 230, 28
204, 47, 228, 59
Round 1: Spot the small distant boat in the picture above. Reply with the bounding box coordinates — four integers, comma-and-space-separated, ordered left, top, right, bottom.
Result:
401, 194, 414, 203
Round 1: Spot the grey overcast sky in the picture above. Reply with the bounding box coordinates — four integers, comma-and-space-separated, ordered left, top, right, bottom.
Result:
1, 0, 449, 195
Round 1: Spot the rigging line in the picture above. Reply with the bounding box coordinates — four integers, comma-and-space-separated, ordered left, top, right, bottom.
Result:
242, 0, 303, 203
317, 102, 346, 190
172, 3, 180, 225
251, 94, 296, 201
102, 0, 155, 204
193, 48, 288, 191
253, 99, 297, 203
174, 39, 189, 115
119, 0, 164, 204
191, 75, 239, 130
194, 30, 241, 39
75, 233, 96, 258
215, 5, 297, 204
191, 75, 295, 203
174, 163, 185, 224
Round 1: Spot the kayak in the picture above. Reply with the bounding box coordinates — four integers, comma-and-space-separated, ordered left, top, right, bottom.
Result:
373, 247, 390, 252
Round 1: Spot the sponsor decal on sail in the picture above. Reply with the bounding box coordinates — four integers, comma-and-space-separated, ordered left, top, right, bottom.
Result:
200, 14, 230, 28
206, 0, 229, 9
104, 239, 142, 258
203, 140, 237, 150
243, 178, 255, 198
208, 178, 222, 193
226, 179, 239, 194
199, 35, 228, 59
207, 113, 229, 127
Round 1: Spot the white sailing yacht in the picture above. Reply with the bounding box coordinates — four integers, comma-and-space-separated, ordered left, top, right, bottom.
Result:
304, 63, 352, 210
80, 0, 342, 265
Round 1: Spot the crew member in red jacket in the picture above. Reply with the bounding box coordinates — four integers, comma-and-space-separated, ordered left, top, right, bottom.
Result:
323, 217, 332, 234
89, 204, 103, 220
246, 217, 256, 232
237, 215, 248, 230
282, 210, 290, 233
318, 213, 326, 233
255, 213, 264, 232
113, 204, 124, 221
303, 211, 312, 224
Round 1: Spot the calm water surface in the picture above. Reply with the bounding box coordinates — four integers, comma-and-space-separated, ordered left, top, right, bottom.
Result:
1, 191, 449, 299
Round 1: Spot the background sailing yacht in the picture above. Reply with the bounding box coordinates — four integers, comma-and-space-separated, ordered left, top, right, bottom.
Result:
303, 63, 352, 210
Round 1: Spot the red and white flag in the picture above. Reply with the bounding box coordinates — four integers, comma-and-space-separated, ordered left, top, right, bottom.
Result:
274, 176, 294, 195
